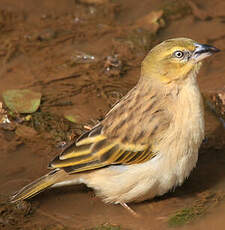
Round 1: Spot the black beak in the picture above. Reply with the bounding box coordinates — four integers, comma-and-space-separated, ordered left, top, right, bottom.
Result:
192, 43, 220, 62
194, 44, 220, 55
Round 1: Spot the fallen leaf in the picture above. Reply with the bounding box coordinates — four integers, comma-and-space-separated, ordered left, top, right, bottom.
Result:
2, 89, 41, 113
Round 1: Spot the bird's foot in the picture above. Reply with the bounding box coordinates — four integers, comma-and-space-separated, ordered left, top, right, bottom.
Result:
120, 202, 140, 217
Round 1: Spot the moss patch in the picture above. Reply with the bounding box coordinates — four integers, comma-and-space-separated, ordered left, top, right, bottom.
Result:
168, 191, 225, 227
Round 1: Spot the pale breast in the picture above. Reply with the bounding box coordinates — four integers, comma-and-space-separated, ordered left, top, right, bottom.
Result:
83, 73, 205, 204
154, 73, 205, 191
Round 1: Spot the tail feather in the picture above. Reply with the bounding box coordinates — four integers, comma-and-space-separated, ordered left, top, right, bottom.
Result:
10, 169, 64, 203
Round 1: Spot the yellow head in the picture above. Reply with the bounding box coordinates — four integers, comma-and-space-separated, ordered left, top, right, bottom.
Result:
141, 38, 220, 83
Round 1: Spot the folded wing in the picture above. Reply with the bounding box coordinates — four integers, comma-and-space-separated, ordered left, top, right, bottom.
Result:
49, 124, 155, 174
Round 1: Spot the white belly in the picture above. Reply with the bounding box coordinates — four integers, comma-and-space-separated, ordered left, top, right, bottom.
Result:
81, 142, 199, 204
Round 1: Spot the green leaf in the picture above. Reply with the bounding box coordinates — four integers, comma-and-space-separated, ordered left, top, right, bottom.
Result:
3, 89, 41, 113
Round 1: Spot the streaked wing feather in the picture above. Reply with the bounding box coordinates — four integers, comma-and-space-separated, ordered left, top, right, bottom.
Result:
59, 144, 91, 160
49, 79, 165, 174
49, 125, 154, 174
59, 124, 102, 160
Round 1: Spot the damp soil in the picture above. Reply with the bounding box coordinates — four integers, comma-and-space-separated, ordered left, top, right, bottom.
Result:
0, 0, 225, 229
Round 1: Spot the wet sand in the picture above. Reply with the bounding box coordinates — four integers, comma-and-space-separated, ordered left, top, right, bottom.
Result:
0, 0, 224, 229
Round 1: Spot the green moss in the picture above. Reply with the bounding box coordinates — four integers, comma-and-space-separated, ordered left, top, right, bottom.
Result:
29, 111, 82, 142
168, 191, 225, 227
168, 207, 199, 227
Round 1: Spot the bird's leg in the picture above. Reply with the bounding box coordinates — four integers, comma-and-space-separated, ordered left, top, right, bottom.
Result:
120, 202, 139, 217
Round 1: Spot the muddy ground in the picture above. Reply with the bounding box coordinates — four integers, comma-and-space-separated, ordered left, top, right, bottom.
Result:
0, 0, 224, 229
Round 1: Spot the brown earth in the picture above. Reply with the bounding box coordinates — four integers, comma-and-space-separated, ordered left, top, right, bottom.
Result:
0, 0, 224, 229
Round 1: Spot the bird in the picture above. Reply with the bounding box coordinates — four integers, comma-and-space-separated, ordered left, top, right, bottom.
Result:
10, 38, 219, 215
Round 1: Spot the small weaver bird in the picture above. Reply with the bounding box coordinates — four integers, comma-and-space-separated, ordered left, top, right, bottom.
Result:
11, 38, 219, 215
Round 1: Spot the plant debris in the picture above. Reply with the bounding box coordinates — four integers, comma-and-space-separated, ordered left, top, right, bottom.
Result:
0, 196, 35, 229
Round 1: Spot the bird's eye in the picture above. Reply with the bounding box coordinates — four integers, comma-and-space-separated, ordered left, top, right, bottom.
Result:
174, 51, 184, 58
